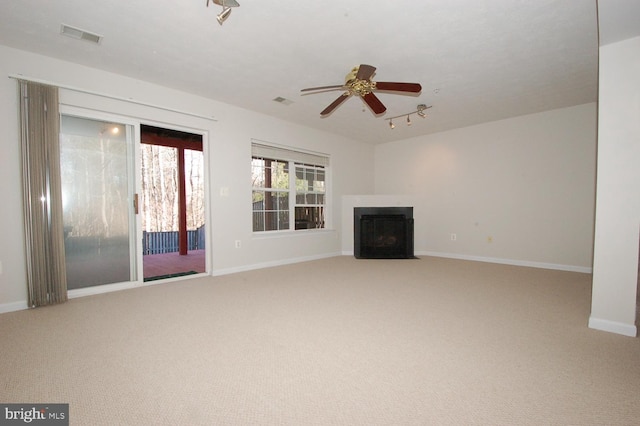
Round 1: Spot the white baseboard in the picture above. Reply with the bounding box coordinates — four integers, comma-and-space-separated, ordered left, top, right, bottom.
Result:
417, 251, 593, 273
342, 250, 592, 273
212, 251, 342, 277
588, 316, 637, 337
0, 300, 29, 314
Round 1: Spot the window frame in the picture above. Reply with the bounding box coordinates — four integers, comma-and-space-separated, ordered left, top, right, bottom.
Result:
251, 141, 329, 234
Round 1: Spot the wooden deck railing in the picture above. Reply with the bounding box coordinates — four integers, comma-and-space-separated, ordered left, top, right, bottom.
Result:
142, 225, 205, 255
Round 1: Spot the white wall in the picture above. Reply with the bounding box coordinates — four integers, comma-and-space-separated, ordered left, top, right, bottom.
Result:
590, 36, 640, 337
0, 45, 374, 311
372, 104, 597, 272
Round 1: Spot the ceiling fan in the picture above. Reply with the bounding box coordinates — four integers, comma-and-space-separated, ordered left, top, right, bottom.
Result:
301, 64, 422, 116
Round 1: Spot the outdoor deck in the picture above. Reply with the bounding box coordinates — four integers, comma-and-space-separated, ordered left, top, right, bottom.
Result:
143, 249, 206, 280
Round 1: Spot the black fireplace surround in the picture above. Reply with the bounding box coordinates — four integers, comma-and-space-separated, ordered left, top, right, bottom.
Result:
354, 207, 415, 259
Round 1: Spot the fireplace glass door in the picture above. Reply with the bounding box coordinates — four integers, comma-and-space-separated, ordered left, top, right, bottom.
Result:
354, 207, 414, 259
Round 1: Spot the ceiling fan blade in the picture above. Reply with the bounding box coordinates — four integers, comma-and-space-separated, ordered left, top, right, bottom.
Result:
362, 92, 386, 115
301, 85, 346, 92
356, 64, 376, 80
320, 94, 350, 116
374, 82, 422, 93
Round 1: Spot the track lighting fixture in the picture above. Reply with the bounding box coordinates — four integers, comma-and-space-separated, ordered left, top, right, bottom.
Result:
207, 0, 240, 25
385, 104, 431, 129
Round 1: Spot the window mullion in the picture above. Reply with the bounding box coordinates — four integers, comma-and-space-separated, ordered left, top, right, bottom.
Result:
288, 160, 295, 230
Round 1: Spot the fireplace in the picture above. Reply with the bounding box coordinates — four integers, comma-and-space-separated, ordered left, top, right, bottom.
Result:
354, 207, 415, 259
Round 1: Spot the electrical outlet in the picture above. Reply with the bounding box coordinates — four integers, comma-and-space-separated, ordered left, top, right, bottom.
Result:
234, 240, 241, 248
450, 233, 457, 241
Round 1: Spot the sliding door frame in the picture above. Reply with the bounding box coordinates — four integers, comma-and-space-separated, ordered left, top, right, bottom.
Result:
60, 105, 142, 297
60, 106, 212, 299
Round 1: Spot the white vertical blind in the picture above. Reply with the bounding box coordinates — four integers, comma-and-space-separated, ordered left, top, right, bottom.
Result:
19, 80, 68, 306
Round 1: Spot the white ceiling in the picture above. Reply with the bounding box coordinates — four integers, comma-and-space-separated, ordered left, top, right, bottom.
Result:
0, 1, 636, 144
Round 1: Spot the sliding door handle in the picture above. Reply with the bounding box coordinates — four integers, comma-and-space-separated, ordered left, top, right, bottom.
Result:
133, 193, 139, 215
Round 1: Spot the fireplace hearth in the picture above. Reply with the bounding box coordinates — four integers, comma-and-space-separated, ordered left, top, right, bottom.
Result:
354, 207, 415, 259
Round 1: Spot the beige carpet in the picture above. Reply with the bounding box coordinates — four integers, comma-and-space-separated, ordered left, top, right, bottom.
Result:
1, 256, 639, 425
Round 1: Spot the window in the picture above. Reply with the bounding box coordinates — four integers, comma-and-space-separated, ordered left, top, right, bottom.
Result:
295, 164, 325, 229
252, 157, 290, 231
252, 142, 329, 232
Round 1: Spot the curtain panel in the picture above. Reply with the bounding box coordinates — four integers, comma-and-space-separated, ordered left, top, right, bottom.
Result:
19, 80, 68, 307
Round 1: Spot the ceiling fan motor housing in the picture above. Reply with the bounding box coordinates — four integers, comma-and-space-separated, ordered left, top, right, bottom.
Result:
348, 79, 376, 97
344, 65, 376, 96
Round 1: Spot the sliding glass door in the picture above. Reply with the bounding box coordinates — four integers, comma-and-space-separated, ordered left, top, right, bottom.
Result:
60, 114, 138, 289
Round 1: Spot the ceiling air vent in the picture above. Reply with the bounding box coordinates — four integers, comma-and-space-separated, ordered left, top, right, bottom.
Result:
60, 24, 103, 44
273, 97, 293, 106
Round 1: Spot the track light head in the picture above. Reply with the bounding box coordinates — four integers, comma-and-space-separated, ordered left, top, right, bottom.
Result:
217, 7, 232, 24
208, 0, 239, 25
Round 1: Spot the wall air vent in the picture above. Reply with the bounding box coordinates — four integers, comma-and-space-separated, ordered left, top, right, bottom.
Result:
60, 24, 103, 44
